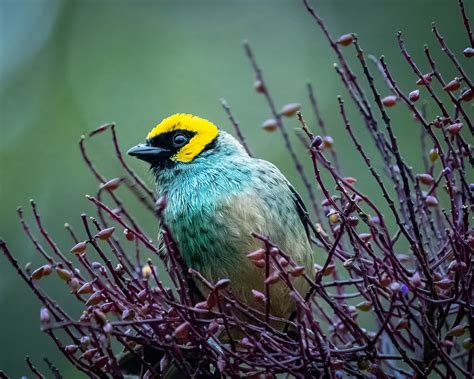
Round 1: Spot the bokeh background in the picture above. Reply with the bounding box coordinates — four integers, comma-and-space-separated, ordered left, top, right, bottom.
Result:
1, 0, 471, 377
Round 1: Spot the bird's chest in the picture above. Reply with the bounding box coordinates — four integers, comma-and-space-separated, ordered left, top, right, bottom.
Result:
160, 177, 248, 276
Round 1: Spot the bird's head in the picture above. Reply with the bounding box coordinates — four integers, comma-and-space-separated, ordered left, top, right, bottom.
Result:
127, 113, 219, 170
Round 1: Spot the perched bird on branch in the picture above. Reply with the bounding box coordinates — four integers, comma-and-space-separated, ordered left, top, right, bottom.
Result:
125, 113, 315, 377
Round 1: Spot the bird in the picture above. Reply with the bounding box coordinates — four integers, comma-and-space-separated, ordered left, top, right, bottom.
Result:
127, 113, 314, 322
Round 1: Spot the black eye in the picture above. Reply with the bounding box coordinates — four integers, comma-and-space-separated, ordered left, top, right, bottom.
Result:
172, 133, 188, 147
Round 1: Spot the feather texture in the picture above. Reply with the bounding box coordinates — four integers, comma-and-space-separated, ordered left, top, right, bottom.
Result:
153, 131, 314, 319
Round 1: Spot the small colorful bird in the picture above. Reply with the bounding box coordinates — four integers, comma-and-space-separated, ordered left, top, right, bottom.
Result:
127, 113, 314, 321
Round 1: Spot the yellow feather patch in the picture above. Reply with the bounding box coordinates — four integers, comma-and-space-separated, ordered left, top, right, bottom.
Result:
146, 114, 219, 162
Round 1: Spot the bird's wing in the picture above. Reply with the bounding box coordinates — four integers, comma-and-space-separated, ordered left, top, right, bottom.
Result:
288, 184, 311, 242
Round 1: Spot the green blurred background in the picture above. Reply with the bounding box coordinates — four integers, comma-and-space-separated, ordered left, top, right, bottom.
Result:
0, 0, 471, 377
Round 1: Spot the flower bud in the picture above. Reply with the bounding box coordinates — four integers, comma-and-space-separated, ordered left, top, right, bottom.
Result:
356, 301, 373, 312
123, 228, 135, 241
173, 321, 190, 339
100, 178, 121, 191
252, 259, 266, 268
264, 270, 280, 284
358, 233, 371, 243
443, 78, 461, 92
40, 307, 50, 324
322, 136, 334, 149
447, 122, 463, 135
261, 119, 278, 132
70, 241, 87, 255
86, 292, 104, 306
409, 89, 420, 102
251, 289, 266, 303
461, 88, 473, 102
424, 196, 439, 207
56, 267, 72, 281
254, 80, 265, 93
429, 148, 439, 162
247, 248, 265, 261
447, 324, 465, 337
215, 278, 231, 291
337, 34, 353, 46
417, 173, 434, 185
382, 95, 397, 107
289, 265, 305, 277
77, 281, 94, 295
65, 345, 79, 354
96, 227, 115, 240
280, 103, 301, 117
463, 47, 474, 57
416, 73, 432, 86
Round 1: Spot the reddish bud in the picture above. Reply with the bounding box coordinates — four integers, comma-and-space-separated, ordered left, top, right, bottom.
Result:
124, 228, 135, 241
417, 173, 434, 185
289, 265, 305, 277
280, 103, 301, 117
261, 118, 278, 132
443, 78, 461, 92
247, 248, 265, 261
337, 33, 353, 46
31, 266, 45, 280
461, 88, 474, 102
65, 345, 79, 354
448, 122, 463, 135
463, 47, 474, 57
278, 257, 289, 267
69, 277, 80, 291
40, 307, 50, 324
254, 80, 265, 93
358, 233, 372, 243
435, 278, 453, 290
264, 270, 280, 284
409, 89, 420, 102
56, 267, 72, 281
101, 178, 121, 191
347, 216, 359, 226
252, 259, 266, 268
96, 227, 115, 240
94, 310, 107, 324
395, 318, 409, 330
416, 74, 432, 86
343, 177, 357, 185
121, 309, 135, 321
70, 241, 87, 255
207, 320, 219, 335
93, 356, 108, 369
78, 281, 94, 295
322, 136, 334, 149
173, 321, 191, 339
86, 292, 104, 306
215, 278, 231, 291
382, 95, 397, 107
80, 348, 98, 361
424, 195, 439, 207
251, 289, 266, 303
101, 302, 114, 313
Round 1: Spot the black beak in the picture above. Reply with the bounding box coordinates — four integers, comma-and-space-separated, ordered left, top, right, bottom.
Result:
127, 144, 170, 164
